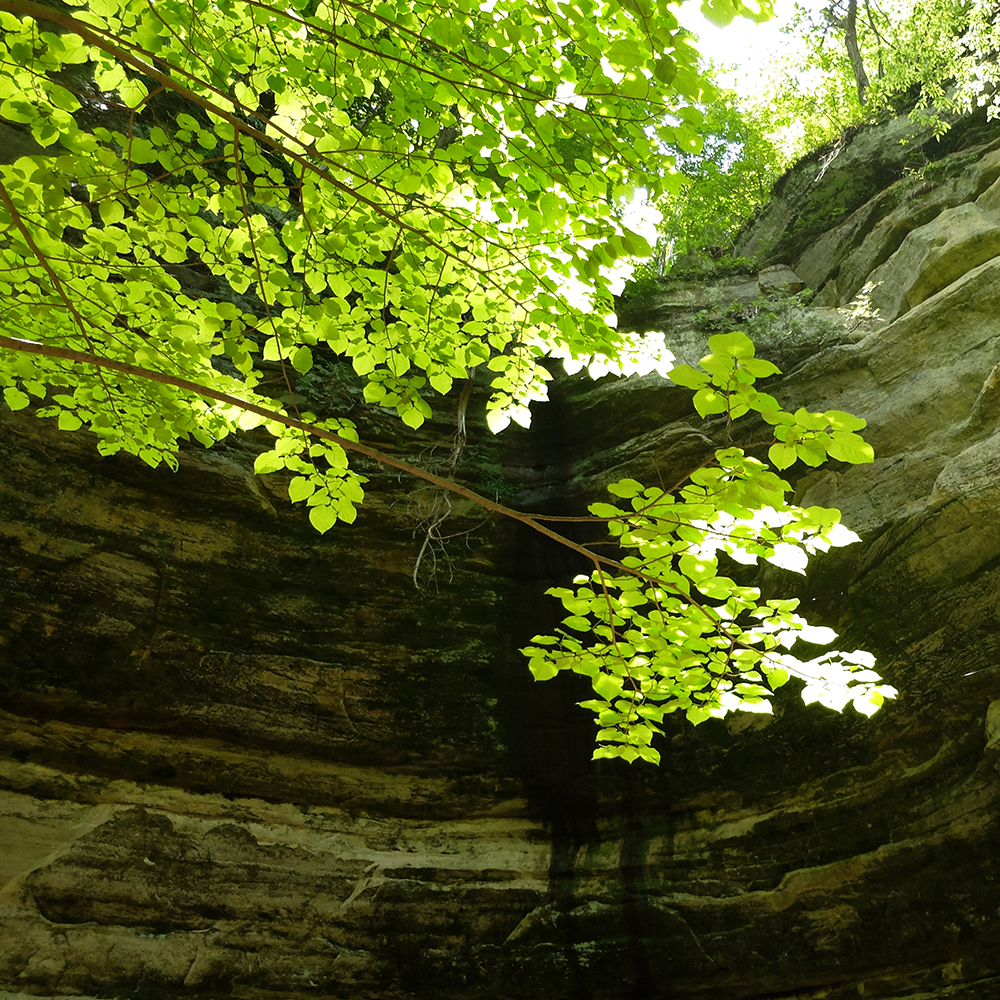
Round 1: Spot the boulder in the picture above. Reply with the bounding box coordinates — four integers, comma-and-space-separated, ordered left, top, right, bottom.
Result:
757, 263, 804, 293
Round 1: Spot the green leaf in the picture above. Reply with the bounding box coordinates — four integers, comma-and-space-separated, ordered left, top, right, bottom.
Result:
679, 552, 716, 581
698, 575, 737, 599
429, 372, 453, 395
429, 16, 464, 49
589, 501, 624, 518
766, 668, 790, 688
827, 432, 875, 464
740, 358, 780, 378
693, 387, 729, 417
795, 441, 828, 466
288, 476, 316, 502
700, 0, 736, 26
762, 408, 795, 426
668, 364, 711, 390
701, 353, 735, 379
309, 505, 338, 533
606, 38, 644, 69
3, 387, 30, 411
99, 200, 124, 225
708, 331, 755, 358
686, 705, 712, 725
748, 391, 781, 413
768, 441, 798, 470
399, 402, 427, 429
254, 451, 285, 474
826, 410, 867, 431
291, 346, 313, 375
529, 657, 559, 681
607, 478, 644, 498
593, 672, 624, 701
654, 56, 676, 86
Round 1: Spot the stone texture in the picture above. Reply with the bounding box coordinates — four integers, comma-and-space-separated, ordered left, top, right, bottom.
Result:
4, 108, 1000, 1000
796, 140, 1000, 309
733, 113, 946, 264
867, 200, 1000, 322
757, 263, 804, 293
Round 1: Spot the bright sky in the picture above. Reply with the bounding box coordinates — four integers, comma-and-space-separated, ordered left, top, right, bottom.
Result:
612, 1, 827, 271
675, 0, 822, 101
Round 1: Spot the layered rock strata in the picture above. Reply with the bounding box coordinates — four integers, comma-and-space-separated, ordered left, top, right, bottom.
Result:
2, 111, 1000, 1000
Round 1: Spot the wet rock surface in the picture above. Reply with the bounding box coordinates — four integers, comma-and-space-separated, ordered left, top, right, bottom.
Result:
3, 110, 1000, 999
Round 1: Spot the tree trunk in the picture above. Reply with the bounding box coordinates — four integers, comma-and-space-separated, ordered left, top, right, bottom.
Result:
845, 0, 871, 103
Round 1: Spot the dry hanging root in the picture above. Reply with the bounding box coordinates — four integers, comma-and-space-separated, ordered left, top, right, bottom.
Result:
412, 374, 476, 588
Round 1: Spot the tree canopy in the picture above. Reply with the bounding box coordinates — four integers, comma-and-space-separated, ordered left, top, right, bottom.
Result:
640, 1, 1000, 274
744, 1, 1000, 159
0, 0, 900, 763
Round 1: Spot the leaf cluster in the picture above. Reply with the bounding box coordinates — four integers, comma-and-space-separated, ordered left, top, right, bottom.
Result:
653, 1, 1000, 273
751, 1, 1000, 156
0, 0, 763, 530
653, 95, 785, 265
521, 331, 892, 764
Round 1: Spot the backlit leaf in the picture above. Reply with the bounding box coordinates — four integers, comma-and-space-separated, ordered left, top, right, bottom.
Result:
309, 504, 337, 533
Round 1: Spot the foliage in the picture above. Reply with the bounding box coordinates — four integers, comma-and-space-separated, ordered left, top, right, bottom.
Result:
647, 1, 1000, 274
522, 331, 895, 764
0, 0, 898, 763
0, 0, 727, 467
692, 288, 817, 339
654, 95, 783, 264
756, 1, 1000, 151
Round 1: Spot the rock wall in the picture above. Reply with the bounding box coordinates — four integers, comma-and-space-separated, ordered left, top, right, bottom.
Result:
2, 110, 1000, 999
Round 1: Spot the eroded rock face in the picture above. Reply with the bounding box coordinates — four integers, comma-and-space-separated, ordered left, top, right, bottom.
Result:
3, 110, 1000, 1000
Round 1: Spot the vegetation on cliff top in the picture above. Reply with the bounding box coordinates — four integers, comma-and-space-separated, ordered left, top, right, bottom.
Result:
647, 0, 1000, 271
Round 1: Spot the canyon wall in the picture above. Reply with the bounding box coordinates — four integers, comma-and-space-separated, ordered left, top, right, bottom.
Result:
2, 109, 1000, 999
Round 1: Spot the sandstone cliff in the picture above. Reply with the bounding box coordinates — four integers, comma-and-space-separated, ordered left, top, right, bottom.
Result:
2, 108, 1000, 999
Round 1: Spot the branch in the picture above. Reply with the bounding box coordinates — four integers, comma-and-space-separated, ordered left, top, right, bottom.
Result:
0, 335, 737, 638
0, 0, 560, 306
0, 337, 609, 562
